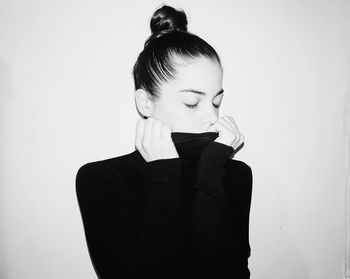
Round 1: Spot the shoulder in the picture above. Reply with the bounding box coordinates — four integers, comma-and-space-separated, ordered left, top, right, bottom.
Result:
76, 152, 128, 178
224, 159, 253, 190
224, 158, 252, 178
224, 159, 253, 199
75, 150, 145, 192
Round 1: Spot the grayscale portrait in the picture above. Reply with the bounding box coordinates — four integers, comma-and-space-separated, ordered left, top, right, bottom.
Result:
1, 1, 349, 279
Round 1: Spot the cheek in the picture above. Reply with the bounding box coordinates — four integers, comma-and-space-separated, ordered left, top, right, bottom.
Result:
154, 102, 200, 130
155, 102, 177, 117
153, 103, 182, 124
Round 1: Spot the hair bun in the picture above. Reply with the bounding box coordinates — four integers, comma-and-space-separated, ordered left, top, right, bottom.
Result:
150, 5, 188, 35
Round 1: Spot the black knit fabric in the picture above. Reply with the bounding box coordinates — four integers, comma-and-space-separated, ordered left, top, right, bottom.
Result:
75, 132, 253, 278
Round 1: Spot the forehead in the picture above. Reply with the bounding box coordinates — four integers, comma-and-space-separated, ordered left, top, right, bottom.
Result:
163, 56, 223, 93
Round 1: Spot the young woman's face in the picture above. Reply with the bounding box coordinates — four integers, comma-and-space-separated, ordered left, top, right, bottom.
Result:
151, 56, 224, 133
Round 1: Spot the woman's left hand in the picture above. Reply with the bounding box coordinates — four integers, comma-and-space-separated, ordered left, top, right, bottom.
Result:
207, 115, 245, 151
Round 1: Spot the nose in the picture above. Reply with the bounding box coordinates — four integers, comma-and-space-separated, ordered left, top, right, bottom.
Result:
201, 105, 219, 131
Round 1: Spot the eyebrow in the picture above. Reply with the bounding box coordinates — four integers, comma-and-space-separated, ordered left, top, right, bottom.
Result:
178, 88, 224, 97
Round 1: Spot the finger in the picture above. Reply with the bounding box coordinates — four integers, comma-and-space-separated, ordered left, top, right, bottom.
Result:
143, 117, 154, 146
216, 117, 232, 132
221, 116, 236, 131
216, 120, 240, 143
152, 118, 162, 144
226, 116, 244, 142
228, 116, 239, 130
161, 124, 172, 140
135, 118, 146, 149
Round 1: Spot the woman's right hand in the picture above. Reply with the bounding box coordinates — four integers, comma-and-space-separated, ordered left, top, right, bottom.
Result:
135, 117, 179, 162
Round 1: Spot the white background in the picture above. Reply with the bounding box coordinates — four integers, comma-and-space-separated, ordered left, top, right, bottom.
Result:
1, 0, 349, 278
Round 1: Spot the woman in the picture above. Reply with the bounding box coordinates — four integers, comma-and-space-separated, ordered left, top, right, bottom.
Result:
76, 4, 253, 278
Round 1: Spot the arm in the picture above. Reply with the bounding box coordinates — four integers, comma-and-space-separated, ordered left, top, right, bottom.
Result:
192, 140, 253, 277
192, 141, 235, 264
75, 158, 182, 278
224, 163, 253, 277
138, 158, 182, 265
75, 163, 126, 279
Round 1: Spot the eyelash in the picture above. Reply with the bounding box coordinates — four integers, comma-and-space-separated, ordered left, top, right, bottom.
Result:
185, 103, 221, 109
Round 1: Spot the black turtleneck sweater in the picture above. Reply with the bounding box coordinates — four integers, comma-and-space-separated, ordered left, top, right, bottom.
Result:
75, 132, 253, 278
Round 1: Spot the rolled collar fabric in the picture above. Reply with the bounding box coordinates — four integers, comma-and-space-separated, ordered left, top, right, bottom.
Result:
170, 132, 219, 160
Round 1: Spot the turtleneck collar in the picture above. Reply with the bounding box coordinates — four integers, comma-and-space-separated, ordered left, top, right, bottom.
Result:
171, 132, 219, 160
133, 132, 220, 163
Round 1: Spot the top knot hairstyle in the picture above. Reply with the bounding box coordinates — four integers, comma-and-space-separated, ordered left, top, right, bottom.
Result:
132, 5, 222, 102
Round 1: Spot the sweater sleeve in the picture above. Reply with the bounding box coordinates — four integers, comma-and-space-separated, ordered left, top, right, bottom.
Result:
224, 162, 253, 278
192, 141, 234, 260
138, 158, 182, 265
192, 141, 253, 277
75, 158, 182, 278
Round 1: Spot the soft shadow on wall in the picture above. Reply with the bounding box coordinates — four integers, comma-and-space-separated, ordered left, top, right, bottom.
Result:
0, 61, 13, 278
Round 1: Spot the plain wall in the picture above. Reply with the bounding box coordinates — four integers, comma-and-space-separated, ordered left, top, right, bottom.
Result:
1, 0, 349, 278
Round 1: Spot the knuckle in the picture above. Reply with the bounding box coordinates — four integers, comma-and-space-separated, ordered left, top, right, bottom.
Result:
135, 142, 141, 150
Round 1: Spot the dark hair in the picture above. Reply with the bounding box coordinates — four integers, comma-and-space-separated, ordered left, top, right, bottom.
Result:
132, 5, 222, 103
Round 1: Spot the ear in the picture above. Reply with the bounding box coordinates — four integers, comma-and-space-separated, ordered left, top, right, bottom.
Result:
134, 88, 155, 118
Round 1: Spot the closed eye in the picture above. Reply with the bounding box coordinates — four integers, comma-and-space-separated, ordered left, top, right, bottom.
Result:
185, 103, 221, 109
185, 103, 198, 109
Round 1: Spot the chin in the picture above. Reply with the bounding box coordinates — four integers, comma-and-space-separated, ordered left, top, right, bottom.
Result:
172, 129, 210, 134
